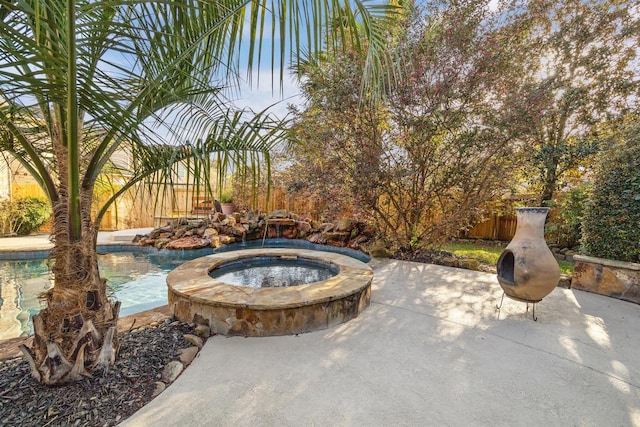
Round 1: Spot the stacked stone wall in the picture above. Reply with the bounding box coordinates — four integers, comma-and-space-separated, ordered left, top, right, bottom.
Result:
572, 255, 640, 304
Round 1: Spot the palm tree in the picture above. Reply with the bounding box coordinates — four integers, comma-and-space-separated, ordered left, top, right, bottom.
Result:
0, 0, 399, 385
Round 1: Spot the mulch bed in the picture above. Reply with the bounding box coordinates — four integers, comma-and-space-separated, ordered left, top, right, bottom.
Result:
0, 321, 200, 427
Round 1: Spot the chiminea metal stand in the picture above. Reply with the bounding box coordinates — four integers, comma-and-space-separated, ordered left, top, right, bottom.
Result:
495, 292, 537, 321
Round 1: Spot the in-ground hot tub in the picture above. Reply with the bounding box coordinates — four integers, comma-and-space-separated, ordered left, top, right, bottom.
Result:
167, 248, 372, 336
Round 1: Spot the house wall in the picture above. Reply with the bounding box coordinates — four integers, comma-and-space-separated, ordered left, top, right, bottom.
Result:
0, 160, 10, 200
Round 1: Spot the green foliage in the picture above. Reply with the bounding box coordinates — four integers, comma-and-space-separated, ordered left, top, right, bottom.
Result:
442, 242, 574, 274
219, 192, 234, 203
441, 243, 504, 265
545, 185, 589, 248
581, 119, 640, 263
0, 197, 51, 236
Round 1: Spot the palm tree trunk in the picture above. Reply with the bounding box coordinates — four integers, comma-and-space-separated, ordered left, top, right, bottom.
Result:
19, 193, 120, 385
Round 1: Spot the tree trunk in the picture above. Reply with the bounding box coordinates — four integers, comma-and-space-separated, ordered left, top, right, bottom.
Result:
20, 194, 120, 385
540, 155, 559, 206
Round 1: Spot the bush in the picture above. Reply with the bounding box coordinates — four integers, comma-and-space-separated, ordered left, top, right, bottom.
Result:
581, 120, 640, 262
545, 185, 589, 249
0, 197, 52, 236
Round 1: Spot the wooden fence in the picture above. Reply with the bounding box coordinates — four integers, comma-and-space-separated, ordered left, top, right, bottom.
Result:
252, 188, 518, 241
250, 187, 328, 221
464, 215, 517, 241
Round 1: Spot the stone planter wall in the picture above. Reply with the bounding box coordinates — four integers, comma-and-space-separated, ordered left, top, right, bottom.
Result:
572, 255, 640, 304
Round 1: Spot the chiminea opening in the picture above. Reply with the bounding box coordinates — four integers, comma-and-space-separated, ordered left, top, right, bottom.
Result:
497, 250, 515, 286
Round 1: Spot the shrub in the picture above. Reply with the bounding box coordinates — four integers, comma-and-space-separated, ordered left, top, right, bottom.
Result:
0, 197, 52, 236
581, 120, 640, 262
545, 185, 589, 249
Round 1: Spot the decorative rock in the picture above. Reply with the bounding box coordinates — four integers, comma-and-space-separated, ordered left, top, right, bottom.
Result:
269, 209, 290, 218
184, 334, 204, 349
231, 225, 247, 236
211, 212, 226, 223
319, 223, 334, 233
161, 360, 184, 383
165, 236, 211, 250
361, 226, 376, 236
268, 217, 297, 226
368, 240, 393, 258
335, 218, 355, 232
558, 274, 572, 289
203, 228, 218, 239
297, 221, 312, 234
323, 231, 350, 242
209, 235, 222, 248
440, 257, 459, 267
151, 381, 166, 398
179, 346, 199, 365
459, 258, 480, 271
219, 235, 236, 245
154, 238, 171, 249
194, 324, 211, 337
307, 233, 326, 244
353, 235, 369, 245
281, 227, 298, 239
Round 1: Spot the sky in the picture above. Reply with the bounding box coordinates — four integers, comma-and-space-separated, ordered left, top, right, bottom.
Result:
235, 68, 302, 121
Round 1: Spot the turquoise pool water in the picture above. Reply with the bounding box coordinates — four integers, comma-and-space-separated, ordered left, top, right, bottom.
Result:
0, 248, 212, 340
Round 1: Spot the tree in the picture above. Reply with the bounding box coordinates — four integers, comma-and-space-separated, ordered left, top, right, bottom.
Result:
508, 0, 639, 204
0, 0, 399, 385
286, 0, 527, 248
285, 45, 388, 222
382, 0, 526, 247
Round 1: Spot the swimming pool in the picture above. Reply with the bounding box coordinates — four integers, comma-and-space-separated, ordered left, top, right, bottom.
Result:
0, 241, 369, 340
0, 247, 213, 340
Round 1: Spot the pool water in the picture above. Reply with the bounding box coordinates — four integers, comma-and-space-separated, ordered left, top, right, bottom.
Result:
0, 248, 212, 340
209, 257, 339, 288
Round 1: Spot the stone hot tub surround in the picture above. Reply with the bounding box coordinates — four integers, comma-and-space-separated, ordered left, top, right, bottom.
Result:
167, 248, 372, 336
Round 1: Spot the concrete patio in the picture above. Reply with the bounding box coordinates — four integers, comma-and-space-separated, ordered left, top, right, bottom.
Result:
121, 258, 640, 426
0, 228, 154, 252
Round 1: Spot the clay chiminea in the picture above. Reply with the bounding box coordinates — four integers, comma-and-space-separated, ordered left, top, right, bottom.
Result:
497, 207, 560, 307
